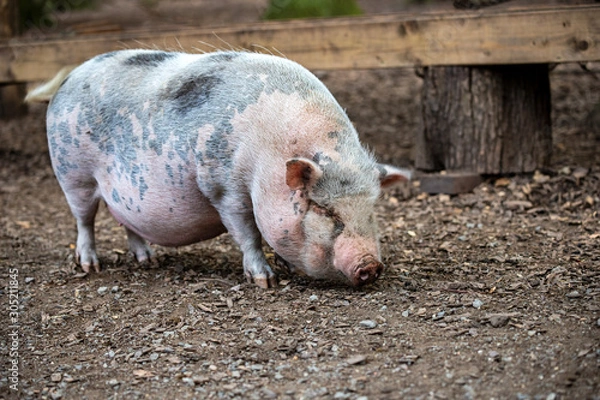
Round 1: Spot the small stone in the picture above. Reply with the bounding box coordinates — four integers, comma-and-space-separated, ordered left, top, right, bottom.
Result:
489, 314, 509, 328
334, 392, 352, 399
596, 318, 600, 328
472, 299, 483, 309
415, 308, 427, 316
566, 291, 581, 298
97, 286, 108, 295
149, 353, 159, 361
559, 166, 571, 175
402, 310, 410, 317
111, 286, 120, 293
261, 387, 278, 399
572, 167, 588, 180
107, 379, 119, 387
181, 377, 195, 387
488, 350, 501, 361
192, 375, 210, 384
309, 294, 319, 302
359, 320, 377, 329
432, 311, 445, 321
50, 373, 62, 382
25, 277, 35, 284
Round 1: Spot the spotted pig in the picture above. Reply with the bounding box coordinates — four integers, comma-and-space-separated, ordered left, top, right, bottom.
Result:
30, 49, 411, 288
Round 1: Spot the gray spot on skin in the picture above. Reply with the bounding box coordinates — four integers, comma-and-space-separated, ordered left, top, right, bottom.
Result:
332, 218, 345, 239
112, 188, 120, 203
168, 74, 222, 114
313, 152, 333, 165
166, 164, 174, 183
293, 202, 304, 215
139, 176, 148, 200
123, 51, 176, 67
277, 235, 293, 249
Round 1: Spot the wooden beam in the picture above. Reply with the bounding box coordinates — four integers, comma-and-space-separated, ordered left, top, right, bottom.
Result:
1, 4, 599, 84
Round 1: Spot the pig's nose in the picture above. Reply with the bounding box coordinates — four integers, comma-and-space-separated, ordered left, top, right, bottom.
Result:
353, 257, 384, 286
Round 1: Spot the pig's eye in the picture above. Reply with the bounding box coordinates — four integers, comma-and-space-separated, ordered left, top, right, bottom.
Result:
311, 203, 329, 216
309, 201, 345, 237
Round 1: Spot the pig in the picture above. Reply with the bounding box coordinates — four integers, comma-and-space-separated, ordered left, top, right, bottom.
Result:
29, 49, 411, 288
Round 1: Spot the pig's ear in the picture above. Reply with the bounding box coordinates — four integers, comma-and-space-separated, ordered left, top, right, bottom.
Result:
377, 164, 412, 188
286, 158, 323, 191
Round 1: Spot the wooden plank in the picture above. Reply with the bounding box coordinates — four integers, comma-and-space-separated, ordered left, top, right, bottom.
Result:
0, 4, 599, 83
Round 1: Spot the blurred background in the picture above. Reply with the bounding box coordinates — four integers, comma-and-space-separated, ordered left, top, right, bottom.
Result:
3, 0, 599, 169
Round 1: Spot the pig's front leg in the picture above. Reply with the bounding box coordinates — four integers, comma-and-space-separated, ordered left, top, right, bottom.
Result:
219, 205, 277, 288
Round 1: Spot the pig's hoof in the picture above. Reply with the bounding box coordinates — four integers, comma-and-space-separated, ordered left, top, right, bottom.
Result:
130, 246, 155, 265
248, 274, 278, 289
126, 229, 154, 264
77, 250, 100, 273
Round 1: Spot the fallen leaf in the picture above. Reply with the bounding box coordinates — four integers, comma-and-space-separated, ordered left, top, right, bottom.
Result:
533, 170, 549, 183
166, 356, 182, 364
133, 369, 155, 378
15, 220, 31, 229
494, 177, 511, 187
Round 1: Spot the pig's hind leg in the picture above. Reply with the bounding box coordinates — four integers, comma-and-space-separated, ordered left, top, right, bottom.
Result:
62, 185, 101, 273
125, 228, 155, 264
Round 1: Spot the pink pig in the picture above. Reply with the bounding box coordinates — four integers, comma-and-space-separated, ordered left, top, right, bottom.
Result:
30, 50, 411, 288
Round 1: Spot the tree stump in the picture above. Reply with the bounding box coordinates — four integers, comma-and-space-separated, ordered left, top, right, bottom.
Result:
416, 64, 552, 175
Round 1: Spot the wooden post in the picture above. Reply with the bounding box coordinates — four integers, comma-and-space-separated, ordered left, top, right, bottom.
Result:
416, 64, 552, 175
0, 0, 28, 119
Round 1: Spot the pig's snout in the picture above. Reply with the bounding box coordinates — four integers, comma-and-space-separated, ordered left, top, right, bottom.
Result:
353, 257, 384, 287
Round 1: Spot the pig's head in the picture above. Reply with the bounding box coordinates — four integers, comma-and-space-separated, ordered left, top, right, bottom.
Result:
271, 156, 411, 287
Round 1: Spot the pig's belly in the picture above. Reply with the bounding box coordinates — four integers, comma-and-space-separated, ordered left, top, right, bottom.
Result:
101, 180, 227, 247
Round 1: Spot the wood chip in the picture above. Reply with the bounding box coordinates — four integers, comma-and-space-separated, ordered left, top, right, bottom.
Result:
345, 355, 368, 365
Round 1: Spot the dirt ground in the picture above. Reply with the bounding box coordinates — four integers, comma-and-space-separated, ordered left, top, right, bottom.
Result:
1, 1, 600, 399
